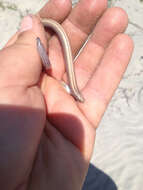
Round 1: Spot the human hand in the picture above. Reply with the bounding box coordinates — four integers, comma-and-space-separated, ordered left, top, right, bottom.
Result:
0, 0, 133, 189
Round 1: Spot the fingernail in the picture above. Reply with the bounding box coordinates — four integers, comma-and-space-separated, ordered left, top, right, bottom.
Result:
19, 15, 33, 33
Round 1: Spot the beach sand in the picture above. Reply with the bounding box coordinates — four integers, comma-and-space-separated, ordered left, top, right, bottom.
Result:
0, 0, 143, 189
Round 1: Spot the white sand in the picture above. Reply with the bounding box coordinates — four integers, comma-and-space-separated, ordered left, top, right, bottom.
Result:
0, 0, 143, 189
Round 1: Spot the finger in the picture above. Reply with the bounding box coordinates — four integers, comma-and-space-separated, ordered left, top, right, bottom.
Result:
91, 7, 128, 48
39, 0, 72, 23
48, 0, 107, 80
0, 15, 47, 88
72, 7, 129, 89
79, 34, 134, 126
41, 75, 95, 160
38, 0, 72, 39
65, 0, 107, 55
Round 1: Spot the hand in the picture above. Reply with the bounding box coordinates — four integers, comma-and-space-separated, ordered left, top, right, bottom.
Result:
0, 0, 133, 189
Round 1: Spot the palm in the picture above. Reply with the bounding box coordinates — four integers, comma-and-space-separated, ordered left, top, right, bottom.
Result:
0, 0, 133, 190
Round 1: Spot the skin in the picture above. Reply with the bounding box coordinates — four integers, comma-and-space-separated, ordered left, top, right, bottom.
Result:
0, 0, 133, 189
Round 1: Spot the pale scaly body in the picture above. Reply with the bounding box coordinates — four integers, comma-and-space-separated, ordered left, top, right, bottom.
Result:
37, 18, 84, 103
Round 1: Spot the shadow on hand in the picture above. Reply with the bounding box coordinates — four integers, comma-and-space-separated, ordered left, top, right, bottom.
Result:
0, 105, 117, 190
48, 112, 117, 190
82, 163, 117, 190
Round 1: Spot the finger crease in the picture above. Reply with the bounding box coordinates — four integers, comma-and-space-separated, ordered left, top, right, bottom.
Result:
66, 18, 89, 39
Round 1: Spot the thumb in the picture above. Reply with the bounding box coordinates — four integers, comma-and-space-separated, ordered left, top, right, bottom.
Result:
0, 15, 47, 88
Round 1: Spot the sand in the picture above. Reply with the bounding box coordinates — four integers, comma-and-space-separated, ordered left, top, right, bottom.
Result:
0, 0, 143, 189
